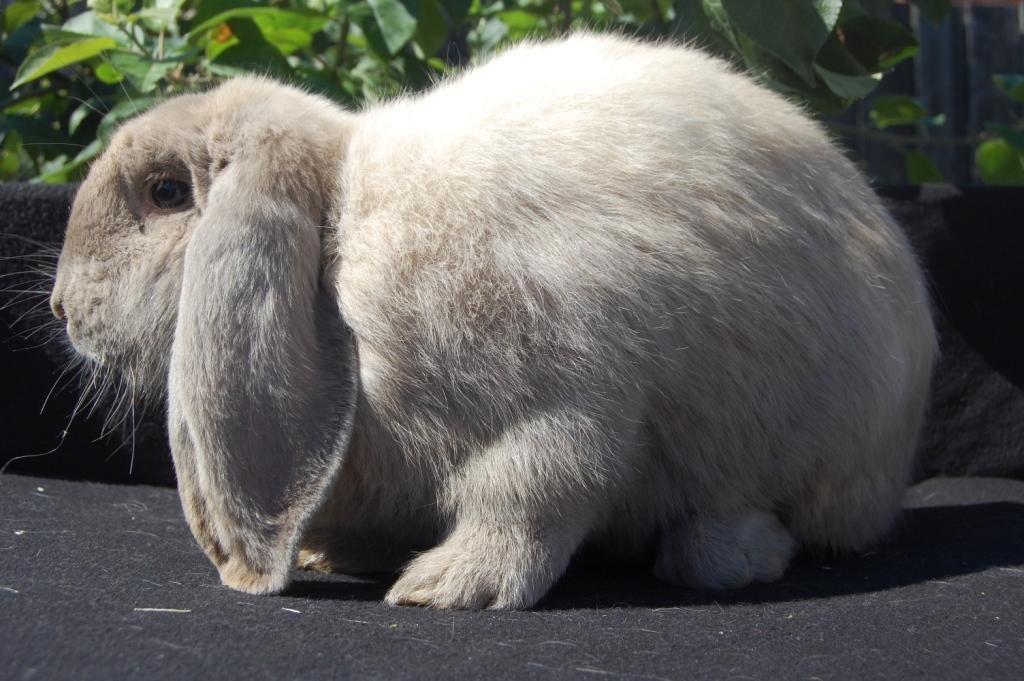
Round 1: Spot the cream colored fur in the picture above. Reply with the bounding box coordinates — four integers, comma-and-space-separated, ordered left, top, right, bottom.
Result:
50, 34, 936, 609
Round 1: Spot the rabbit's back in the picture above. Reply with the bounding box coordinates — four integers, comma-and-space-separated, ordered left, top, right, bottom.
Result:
334, 34, 935, 548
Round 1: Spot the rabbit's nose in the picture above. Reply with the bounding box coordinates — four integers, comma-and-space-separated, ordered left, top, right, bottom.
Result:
50, 295, 67, 321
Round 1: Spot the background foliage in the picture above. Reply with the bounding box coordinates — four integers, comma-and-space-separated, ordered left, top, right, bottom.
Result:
1, 0, 1022, 184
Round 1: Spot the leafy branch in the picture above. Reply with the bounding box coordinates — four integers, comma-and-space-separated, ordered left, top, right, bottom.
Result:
1, 0, 1021, 185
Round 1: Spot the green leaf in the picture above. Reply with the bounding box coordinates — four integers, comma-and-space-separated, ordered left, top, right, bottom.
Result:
908, 0, 950, 23
37, 137, 104, 183
473, 16, 508, 55
500, 9, 541, 36
87, 0, 137, 14
260, 26, 314, 54
976, 138, 1024, 186
904, 151, 943, 184
68, 103, 94, 136
720, 0, 833, 86
813, 33, 879, 99
618, 0, 657, 21
442, 0, 473, 23
190, 0, 256, 28
0, 147, 20, 177
855, 0, 893, 14
95, 61, 125, 83
350, 4, 396, 59
61, 10, 143, 47
988, 123, 1024, 151
4, 1, 40, 34
699, 0, 747, 58
763, 60, 850, 114
414, 0, 450, 55
106, 51, 178, 92
4, 16, 42, 63
208, 18, 291, 78
837, 15, 918, 72
11, 37, 119, 89
994, 74, 1024, 105
869, 95, 929, 128
3, 96, 42, 115
188, 8, 328, 44
367, 0, 418, 54
204, 22, 237, 60
814, 65, 879, 99
813, 0, 843, 30
669, 0, 731, 58
138, 0, 186, 32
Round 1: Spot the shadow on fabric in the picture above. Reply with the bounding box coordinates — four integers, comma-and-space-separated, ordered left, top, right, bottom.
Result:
278, 500, 1024, 610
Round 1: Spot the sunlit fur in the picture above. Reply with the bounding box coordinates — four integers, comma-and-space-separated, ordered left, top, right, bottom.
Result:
50, 34, 937, 609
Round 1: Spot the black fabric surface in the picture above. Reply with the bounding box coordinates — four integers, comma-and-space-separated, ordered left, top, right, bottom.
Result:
2, 473, 1022, 680
2, 184, 1023, 486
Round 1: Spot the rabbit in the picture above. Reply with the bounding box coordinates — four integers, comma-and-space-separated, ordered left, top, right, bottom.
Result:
49, 33, 936, 609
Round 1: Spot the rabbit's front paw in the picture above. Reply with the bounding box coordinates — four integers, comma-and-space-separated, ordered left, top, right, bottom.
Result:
218, 555, 290, 595
385, 525, 563, 610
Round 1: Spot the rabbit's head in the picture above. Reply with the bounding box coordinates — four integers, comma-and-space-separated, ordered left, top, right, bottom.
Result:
50, 93, 205, 396
51, 78, 360, 594
51, 79, 350, 396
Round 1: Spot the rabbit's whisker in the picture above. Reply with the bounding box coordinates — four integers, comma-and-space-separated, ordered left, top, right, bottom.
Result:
11, 333, 64, 351
0, 288, 51, 295
8, 297, 52, 325
0, 295, 43, 313
0, 263, 54, 274
99, 380, 129, 438
0, 357, 86, 480
70, 72, 111, 115
0, 234, 61, 251
84, 370, 114, 421
12, 312, 61, 331
70, 363, 100, 426
0, 440, 67, 479
65, 94, 107, 119
18, 323, 65, 344
40, 360, 78, 415
19, 142, 89, 150
129, 383, 137, 476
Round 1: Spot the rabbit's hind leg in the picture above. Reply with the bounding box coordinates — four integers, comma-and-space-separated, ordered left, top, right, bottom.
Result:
654, 509, 797, 590
385, 406, 635, 609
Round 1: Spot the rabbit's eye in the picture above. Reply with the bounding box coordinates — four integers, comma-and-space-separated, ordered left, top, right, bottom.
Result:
150, 178, 191, 210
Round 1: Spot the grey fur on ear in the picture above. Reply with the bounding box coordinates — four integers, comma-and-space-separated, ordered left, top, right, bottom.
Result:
168, 157, 357, 594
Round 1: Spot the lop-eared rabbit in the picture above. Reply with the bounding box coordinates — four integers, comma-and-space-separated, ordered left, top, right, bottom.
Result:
50, 34, 936, 609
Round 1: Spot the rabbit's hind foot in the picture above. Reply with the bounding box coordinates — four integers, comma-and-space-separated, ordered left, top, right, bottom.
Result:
296, 548, 334, 573
654, 510, 797, 590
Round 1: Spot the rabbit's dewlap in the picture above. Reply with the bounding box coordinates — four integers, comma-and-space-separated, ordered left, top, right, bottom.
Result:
50, 34, 936, 609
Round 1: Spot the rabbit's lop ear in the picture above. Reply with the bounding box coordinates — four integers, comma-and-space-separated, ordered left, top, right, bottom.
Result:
168, 143, 356, 595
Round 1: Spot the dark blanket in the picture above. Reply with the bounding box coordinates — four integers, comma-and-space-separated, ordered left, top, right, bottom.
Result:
2, 473, 1021, 679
